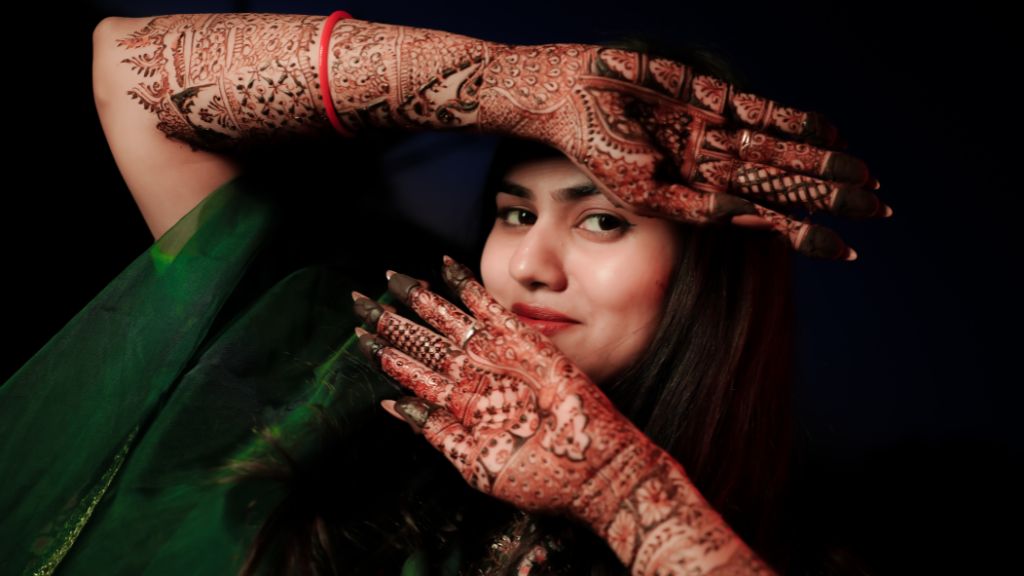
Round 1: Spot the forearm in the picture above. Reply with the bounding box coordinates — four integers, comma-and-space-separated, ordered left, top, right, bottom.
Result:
574, 437, 776, 575
97, 13, 494, 152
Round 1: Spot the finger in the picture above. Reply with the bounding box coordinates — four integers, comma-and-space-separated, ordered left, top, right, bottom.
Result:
595, 50, 843, 147
434, 257, 570, 392
380, 398, 420, 434
395, 396, 494, 493
725, 89, 841, 148
697, 160, 887, 219
440, 256, 521, 333
356, 328, 462, 409
643, 184, 855, 260
353, 293, 465, 375
727, 200, 858, 261
705, 128, 870, 185
385, 271, 479, 346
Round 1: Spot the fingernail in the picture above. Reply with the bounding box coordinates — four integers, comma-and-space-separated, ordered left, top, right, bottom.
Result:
380, 399, 406, 422
351, 290, 370, 302
354, 326, 369, 337
883, 204, 893, 218
443, 254, 454, 266
845, 246, 858, 261
873, 179, 881, 190
386, 270, 396, 280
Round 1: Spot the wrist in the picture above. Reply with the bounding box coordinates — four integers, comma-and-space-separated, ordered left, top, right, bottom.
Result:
568, 427, 662, 539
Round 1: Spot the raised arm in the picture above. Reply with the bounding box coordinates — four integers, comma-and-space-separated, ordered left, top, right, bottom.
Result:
94, 12, 883, 257
93, 16, 243, 241
91, 13, 490, 240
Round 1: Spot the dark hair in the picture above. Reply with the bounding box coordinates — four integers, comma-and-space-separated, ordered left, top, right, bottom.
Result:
231, 36, 800, 576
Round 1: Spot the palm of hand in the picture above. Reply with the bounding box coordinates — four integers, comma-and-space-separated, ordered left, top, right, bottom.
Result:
477, 42, 888, 260
353, 258, 637, 516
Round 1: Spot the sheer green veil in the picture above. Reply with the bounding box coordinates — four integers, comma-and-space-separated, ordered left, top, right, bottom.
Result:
0, 173, 411, 574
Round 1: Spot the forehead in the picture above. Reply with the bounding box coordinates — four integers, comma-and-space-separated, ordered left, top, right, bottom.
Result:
499, 158, 626, 208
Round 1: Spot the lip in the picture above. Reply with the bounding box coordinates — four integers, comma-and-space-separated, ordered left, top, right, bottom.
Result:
511, 303, 578, 322
511, 303, 580, 337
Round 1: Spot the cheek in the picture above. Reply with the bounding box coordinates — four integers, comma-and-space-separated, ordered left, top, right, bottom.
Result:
479, 229, 510, 304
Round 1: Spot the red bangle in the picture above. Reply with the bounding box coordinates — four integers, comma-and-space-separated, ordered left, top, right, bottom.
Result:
320, 10, 355, 137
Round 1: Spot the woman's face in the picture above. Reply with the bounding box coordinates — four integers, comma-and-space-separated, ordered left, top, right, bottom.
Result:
480, 156, 680, 385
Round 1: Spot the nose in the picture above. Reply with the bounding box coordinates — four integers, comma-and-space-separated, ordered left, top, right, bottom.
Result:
508, 221, 568, 292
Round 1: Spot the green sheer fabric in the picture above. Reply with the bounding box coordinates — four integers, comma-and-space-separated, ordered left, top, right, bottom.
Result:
0, 174, 470, 575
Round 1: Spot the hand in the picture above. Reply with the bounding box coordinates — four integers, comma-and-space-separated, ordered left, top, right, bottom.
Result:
350, 256, 649, 519
475, 42, 890, 260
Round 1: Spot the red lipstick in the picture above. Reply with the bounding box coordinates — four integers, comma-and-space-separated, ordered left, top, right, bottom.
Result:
511, 303, 580, 337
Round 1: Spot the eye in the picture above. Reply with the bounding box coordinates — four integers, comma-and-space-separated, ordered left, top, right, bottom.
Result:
497, 207, 537, 226
579, 213, 628, 233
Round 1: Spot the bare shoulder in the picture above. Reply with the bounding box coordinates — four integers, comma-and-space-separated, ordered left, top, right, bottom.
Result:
92, 15, 241, 242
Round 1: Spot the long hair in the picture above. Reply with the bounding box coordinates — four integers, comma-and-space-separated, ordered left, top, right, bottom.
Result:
231, 36, 800, 575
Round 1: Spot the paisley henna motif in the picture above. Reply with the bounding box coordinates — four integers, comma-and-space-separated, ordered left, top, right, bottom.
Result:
472, 42, 887, 260
114, 14, 329, 150
353, 257, 777, 574
114, 13, 886, 258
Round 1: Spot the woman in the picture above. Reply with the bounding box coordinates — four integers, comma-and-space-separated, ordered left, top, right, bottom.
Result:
1, 11, 887, 575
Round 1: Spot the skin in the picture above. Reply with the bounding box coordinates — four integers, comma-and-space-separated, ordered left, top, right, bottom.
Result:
479, 156, 679, 385
111, 13, 888, 261
353, 259, 775, 575
103, 12, 892, 572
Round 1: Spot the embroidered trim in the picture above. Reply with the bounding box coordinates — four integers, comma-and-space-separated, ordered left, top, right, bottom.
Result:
25, 424, 140, 576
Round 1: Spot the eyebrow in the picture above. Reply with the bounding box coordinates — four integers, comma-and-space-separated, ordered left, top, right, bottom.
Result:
497, 180, 625, 208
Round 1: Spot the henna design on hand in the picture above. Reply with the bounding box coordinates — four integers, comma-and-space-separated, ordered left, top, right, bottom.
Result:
474, 43, 890, 261
114, 14, 886, 259
352, 257, 777, 575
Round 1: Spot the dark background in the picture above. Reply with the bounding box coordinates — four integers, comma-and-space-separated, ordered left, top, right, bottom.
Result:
4, 1, 1015, 573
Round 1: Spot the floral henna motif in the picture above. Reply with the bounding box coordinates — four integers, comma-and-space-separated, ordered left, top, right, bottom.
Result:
474, 42, 883, 259
114, 14, 330, 150
355, 257, 776, 574
114, 14, 883, 258
324, 20, 489, 131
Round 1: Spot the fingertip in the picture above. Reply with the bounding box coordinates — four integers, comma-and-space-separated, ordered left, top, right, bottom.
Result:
845, 246, 858, 261
441, 256, 476, 291
799, 225, 848, 261
380, 399, 404, 420
394, 396, 431, 429
387, 271, 424, 303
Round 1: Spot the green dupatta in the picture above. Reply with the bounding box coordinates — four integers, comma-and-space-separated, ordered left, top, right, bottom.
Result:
0, 174, 466, 575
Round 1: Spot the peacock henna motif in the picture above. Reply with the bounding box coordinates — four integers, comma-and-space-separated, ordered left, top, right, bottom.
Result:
353, 257, 778, 574
473, 42, 887, 260
113, 13, 885, 259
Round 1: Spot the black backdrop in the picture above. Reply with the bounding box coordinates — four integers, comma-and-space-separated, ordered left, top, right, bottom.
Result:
3, 1, 1015, 573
